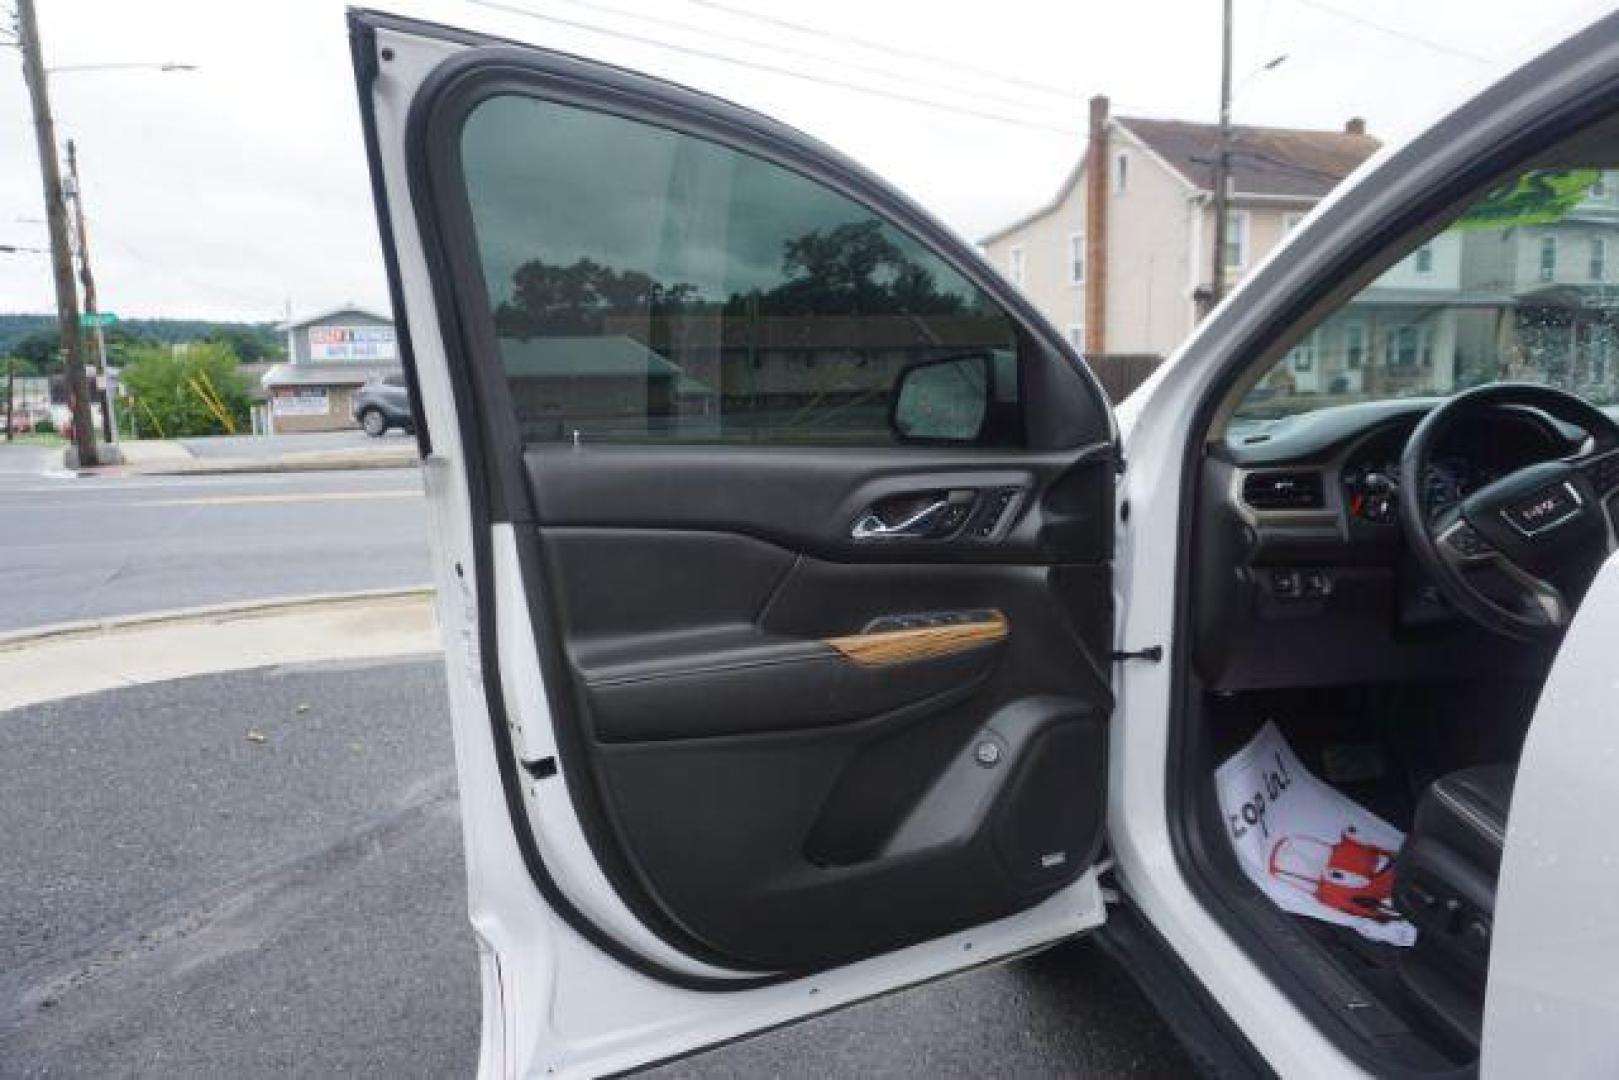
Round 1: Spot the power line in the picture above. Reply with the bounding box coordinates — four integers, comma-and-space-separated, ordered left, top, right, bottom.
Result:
1287, 0, 1493, 65
685, 0, 1095, 109
467, 0, 1084, 136
94, 231, 285, 313
550, 0, 1081, 122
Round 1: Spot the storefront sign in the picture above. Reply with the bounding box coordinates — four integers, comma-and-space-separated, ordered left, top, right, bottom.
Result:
308, 325, 397, 361
272, 387, 330, 416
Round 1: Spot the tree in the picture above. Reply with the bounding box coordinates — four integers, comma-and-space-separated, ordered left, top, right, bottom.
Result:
493, 218, 971, 340
11, 330, 61, 369
203, 326, 283, 363
119, 342, 252, 439
494, 257, 702, 339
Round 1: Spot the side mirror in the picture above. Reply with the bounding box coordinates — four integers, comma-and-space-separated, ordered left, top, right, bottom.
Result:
890, 354, 991, 443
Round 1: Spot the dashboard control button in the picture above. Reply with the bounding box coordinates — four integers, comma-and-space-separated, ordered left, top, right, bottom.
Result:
1443, 522, 1492, 559
1271, 570, 1300, 597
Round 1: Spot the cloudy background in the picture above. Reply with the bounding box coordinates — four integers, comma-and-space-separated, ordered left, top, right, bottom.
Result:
1, 0, 1612, 322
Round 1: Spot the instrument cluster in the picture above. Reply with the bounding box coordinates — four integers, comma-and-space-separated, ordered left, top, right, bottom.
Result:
1341, 454, 1488, 524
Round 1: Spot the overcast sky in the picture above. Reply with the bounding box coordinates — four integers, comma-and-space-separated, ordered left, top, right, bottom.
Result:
2, 0, 1613, 322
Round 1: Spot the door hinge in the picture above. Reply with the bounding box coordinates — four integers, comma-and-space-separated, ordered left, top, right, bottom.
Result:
1111, 645, 1163, 663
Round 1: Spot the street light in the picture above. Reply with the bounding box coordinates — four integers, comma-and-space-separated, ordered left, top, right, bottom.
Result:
1234, 54, 1290, 101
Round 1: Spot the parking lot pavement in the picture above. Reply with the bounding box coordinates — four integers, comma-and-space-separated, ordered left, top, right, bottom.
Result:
1, 658, 1192, 1077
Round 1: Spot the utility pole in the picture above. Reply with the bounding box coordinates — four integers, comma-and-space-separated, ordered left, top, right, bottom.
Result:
65, 139, 118, 444
16, 0, 97, 466
1209, 0, 1234, 307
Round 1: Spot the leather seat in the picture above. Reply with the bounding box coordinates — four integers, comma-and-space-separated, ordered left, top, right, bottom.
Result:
1412, 765, 1513, 877
1392, 764, 1516, 1050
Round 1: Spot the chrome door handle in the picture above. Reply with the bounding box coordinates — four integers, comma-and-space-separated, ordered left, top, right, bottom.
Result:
850, 499, 951, 540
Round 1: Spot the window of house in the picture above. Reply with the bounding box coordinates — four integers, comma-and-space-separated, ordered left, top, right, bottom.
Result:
1593, 327, 1612, 385
1414, 244, 1435, 274
1391, 324, 1431, 367
1009, 246, 1025, 286
1068, 231, 1085, 285
1343, 321, 1366, 370
1282, 212, 1304, 233
1223, 210, 1249, 270
458, 92, 1022, 446
1287, 331, 1317, 371
1541, 235, 1558, 282
1066, 324, 1084, 351
1115, 152, 1128, 194
1592, 236, 1607, 281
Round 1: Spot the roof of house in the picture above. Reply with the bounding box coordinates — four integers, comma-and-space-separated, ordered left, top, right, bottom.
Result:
277, 303, 393, 331
260, 361, 398, 388
979, 116, 1381, 245
1120, 117, 1380, 200
499, 335, 710, 395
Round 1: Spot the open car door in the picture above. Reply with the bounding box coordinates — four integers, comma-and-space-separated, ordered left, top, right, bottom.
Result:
351, 10, 1121, 1075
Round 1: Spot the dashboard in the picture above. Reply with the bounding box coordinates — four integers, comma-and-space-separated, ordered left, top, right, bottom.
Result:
1194, 399, 1588, 691
1338, 413, 1566, 525
1225, 400, 1581, 536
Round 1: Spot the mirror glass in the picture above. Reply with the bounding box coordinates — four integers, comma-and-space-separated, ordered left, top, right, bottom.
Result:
891, 354, 990, 442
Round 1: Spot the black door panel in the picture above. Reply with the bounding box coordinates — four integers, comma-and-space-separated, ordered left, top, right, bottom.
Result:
596, 690, 1105, 969
524, 498, 1113, 969
522, 445, 1115, 564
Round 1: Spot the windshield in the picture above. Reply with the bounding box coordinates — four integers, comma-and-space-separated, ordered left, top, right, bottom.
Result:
1234, 167, 1619, 427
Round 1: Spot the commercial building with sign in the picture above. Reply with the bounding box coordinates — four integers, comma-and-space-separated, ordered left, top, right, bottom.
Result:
259, 304, 400, 432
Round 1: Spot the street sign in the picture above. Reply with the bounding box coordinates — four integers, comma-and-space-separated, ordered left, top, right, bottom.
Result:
78, 311, 118, 328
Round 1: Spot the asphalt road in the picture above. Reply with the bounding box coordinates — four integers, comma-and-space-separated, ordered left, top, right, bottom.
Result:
0, 658, 1192, 1077
0, 449, 429, 632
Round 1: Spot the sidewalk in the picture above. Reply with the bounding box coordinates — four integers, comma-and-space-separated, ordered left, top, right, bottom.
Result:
81, 436, 418, 476
0, 589, 438, 713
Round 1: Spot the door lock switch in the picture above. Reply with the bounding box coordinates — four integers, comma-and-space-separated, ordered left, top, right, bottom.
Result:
970, 487, 1023, 539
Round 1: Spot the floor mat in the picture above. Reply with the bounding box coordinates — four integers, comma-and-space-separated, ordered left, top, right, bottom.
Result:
1215, 721, 1416, 946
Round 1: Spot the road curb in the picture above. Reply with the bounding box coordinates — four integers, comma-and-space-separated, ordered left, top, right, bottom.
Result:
132, 453, 421, 477
0, 586, 436, 653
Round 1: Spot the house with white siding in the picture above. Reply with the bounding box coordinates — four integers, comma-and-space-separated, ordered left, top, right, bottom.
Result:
980, 96, 1379, 394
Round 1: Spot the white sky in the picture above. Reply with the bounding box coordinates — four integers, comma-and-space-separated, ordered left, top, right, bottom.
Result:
1, 0, 1613, 321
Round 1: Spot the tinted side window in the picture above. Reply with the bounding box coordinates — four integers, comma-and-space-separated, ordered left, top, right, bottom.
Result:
459, 94, 1021, 446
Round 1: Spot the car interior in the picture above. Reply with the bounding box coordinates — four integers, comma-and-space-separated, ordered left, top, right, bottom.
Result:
1174, 131, 1619, 1074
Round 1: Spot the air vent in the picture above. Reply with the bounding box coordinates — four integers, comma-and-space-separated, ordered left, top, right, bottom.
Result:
1242, 470, 1324, 511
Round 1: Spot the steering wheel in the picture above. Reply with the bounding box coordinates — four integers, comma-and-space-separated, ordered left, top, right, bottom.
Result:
1401, 383, 1619, 641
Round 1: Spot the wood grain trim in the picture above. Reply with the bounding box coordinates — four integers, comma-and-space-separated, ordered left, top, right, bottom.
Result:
824, 612, 1008, 668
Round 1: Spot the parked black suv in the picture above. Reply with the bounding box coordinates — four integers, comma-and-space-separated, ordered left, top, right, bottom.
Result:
351, 372, 414, 437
